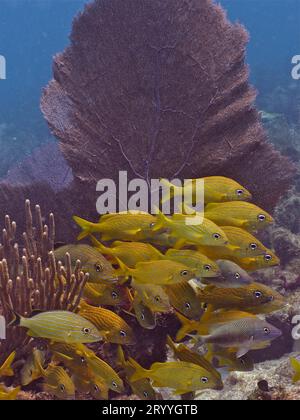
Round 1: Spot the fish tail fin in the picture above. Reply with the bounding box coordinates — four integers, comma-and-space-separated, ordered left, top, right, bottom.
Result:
89, 235, 111, 254
127, 357, 149, 382
152, 207, 169, 232
33, 350, 46, 377
290, 358, 300, 383
115, 257, 131, 278
73, 216, 96, 241
7, 309, 22, 328
0, 351, 16, 377
7, 386, 21, 400
160, 179, 180, 204
175, 311, 194, 341
116, 345, 126, 367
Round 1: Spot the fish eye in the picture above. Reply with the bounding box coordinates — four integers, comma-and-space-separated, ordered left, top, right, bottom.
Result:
60, 384, 65, 393
202, 302, 208, 311
236, 189, 244, 196
264, 254, 272, 261
235, 272, 241, 279
185, 302, 191, 310
264, 327, 270, 335
258, 214, 266, 221
150, 222, 155, 228
213, 233, 221, 240
95, 263, 103, 272
112, 381, 118, 388
140, 312, 145, 321
29, 369, 33, 376
155, 295, 161, 302
143, 391, 149, 398
180, 270, 189, 276
254, 290, 262, 298
111, 291, 118, 299
94, 385, 99, 392
201, 376, 209, 384
250, 243, 258, 250
82, 327, 91, 335
120, 330, 127, 337
204, 264, 211, 271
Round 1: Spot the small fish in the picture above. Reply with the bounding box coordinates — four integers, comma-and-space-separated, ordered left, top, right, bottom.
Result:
11, 310, 102, 344
166, 336, 223, 389
204, 201, 274, 232
164, 249, 220, 278
164, 281, 204, 320
236, 251, 280, 271
196, 283, 284, 312
130, 293, 157, 329
194, 317, 282, 358
117, 346, 157, 400
78, 300, 135, 344
203, 260, 253, 288
198, 226, 268, 260
207, 346, 254, 372
36, 360, 75, 400
90, 236, 163, 267
152, 210, 228, 249
132, 281, 171, 313
73, 213, 157, 242
54, 244, 118, 284
160, 177, 252, 204
21, 349, 46, 386
72, 374, 109, 400
83, 282, 130, 307
117, 258, 196, 286
290, 357, 300, 383
0, 351, 15, 378
129, 358, 222, 395
0, 385, 20, 400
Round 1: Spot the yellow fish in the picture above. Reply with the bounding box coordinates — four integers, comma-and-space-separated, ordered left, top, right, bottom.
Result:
72, 374, 109, 400
117, 258, 196, 286
79, 300, 135, 345
83, 282, 130, 307
11, 310, 102, 344
198, 226, 268, 260
73, 213, 157, 242
204, 201, 274, 232
0, 384, 20, 400
0, 351, 15, 377
21, 348, 46, 386
152, 211, 228, 249
132, 281, 171, 313
160, 176, 252, 204
34, 352, 75, 400
117, 346, 157, 400
54, 244, 118, 284
164, 281, 204, 320
90, 236, 163, 267
164, 249, 220, 278
128, 292, 157, 330
166, 336, 223, 389
206, 346, 254, 372
196, 283, 284, 313
236, 251, 280, 271
129, 358, 222, 395
290, 357, 300, 383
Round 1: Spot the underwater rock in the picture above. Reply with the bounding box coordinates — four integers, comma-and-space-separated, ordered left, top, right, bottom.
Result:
274, 189, 300, 234
41, 0, 295, 212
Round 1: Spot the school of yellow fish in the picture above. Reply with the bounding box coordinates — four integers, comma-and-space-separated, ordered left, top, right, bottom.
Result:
0, 176, 292, 400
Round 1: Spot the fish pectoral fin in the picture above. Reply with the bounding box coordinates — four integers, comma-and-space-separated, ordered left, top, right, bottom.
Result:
236, 336, 254, 358
123, 228, 142, 236
174, 239, 186, 250
226, 244, 240, 252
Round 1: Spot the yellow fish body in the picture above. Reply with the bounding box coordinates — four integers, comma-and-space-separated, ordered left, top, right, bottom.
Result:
54, 244, 118, 284
0, 385, 20, 400
21, 349, 46, 386
117, 346, 157, 400
204, 201, 274, 232
0, 351, 15, 378
290, 357, 300, 383
91, 236, 163, 267
164, 281, 204, 320
153, 211, 228, 248
130, 293, 157, 329
72, 374, 109, 399
129, 359, 222, 395
198, 226, 268, 259
83, 282, 130, 307
73, 213, 157, 242
132, 282, 171, 313
41, 364, 75, 400
206, 346, 254, 372
160, 177, 252, 204
236, 251, 280, 271
79, 300, 135, 345
117, 258, 196, 286
12, 310, 102, 344
164, 249, 220, 278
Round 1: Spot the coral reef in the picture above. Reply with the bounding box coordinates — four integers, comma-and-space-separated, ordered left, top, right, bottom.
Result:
0, 200, 88, 366
41, 0, 295, 212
